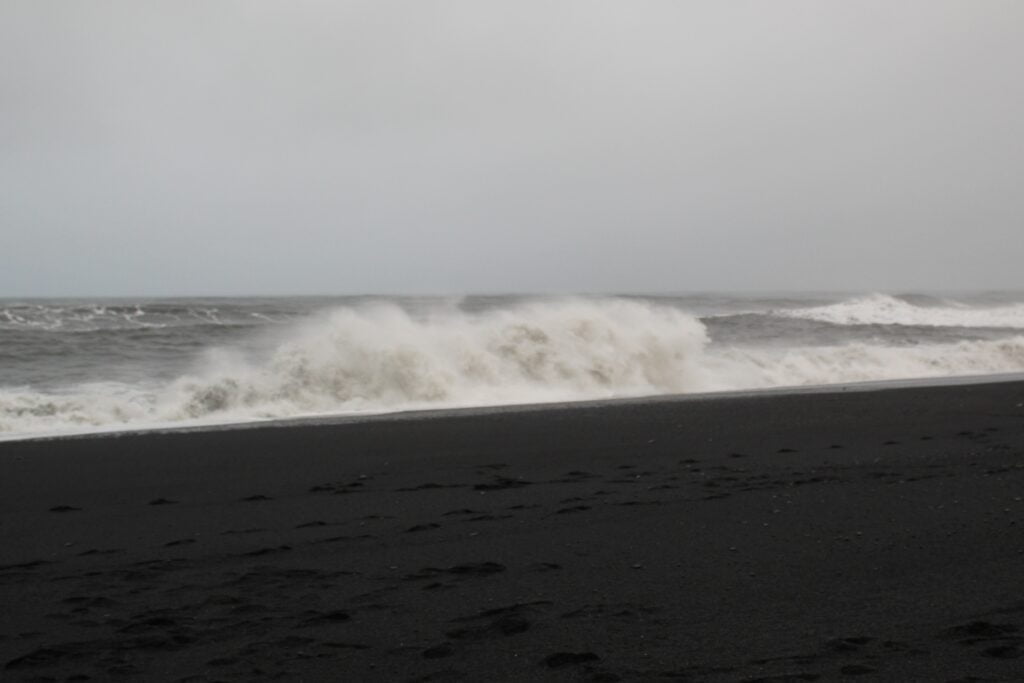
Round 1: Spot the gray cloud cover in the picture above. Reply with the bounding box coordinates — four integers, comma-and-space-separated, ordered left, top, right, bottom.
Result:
2, 1, 1022, 296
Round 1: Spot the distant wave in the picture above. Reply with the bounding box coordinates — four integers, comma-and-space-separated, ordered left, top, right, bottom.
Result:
776, 293, 1024, 328
3, 297, 1024, 439
0, 303, 287, 332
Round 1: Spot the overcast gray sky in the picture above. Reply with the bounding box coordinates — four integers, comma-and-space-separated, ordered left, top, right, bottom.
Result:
2, 1, 1022, 296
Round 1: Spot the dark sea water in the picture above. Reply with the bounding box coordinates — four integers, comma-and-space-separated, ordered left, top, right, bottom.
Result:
3, 292, 1024, 439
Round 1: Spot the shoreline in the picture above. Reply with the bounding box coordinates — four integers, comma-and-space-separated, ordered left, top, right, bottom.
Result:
2, 378, 1023, 680
7, 370, 1024, 445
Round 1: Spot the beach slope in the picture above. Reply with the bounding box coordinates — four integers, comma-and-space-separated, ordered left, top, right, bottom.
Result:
2, 381, 1023, 681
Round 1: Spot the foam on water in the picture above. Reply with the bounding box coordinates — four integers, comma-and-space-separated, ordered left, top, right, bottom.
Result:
702, 337, 1024, 390
0, 301, 295, 333
4, 297, 1024, 439
778, 293, 1024, 328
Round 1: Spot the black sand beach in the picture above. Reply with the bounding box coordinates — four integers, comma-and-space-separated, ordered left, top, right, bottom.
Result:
2, 381, 1023, 682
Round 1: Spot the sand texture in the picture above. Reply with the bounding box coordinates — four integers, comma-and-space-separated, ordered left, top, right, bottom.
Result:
2, 381, 1023, 681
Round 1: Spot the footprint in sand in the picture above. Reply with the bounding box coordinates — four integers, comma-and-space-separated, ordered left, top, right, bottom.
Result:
840, 664, 876, 675
555, 505, 591, 514
442, 508, 479, 517
295, 520, 327, 528
543, 652, 601, 668
446, 602, 551, 641
404, 562, 506, 582
474, 477, 531, 491
242, 545, 291, 557
396, 482, 464, 492
422, 643, 454, 659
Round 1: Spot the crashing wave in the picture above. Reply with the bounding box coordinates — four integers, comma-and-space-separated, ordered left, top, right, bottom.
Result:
3, 298, 1024, 439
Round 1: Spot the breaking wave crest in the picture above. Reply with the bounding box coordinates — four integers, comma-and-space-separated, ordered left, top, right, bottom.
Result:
0, 299, 707, 437
3, 297, 1024, 439
778, 294, 1024, 328
169, 299, 709, 417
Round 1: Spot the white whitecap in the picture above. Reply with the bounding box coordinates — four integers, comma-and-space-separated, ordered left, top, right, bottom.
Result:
777, 294, 1024, 328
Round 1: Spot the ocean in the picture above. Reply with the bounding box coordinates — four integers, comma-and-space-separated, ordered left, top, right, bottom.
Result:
2, 292, 1024, 440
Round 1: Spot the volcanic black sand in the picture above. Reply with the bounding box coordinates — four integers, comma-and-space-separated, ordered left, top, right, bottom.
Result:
1, 381, 1023, 682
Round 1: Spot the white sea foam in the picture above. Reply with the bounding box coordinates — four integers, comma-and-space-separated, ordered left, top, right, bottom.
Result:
701, 338, 1024, 390
778, 293, 1024, 328
161, 299, 710, 417
3, 298, 1024, 439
